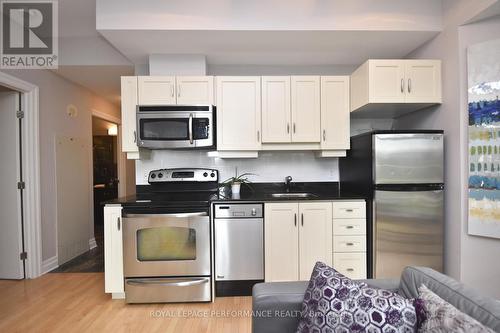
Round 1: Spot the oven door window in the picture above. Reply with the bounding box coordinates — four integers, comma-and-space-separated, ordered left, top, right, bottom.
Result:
193, 118, 210, 140
136, 227, 196, 261
140, 118, 189, 140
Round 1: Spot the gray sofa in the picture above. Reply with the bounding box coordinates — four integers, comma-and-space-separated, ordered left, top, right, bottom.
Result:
252, 266, 500, 333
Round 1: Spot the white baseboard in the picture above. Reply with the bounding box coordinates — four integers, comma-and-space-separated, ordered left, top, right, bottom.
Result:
41, 256, 58, 274
89, 237, 97, 250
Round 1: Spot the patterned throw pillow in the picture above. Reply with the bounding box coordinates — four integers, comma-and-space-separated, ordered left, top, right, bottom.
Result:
296, 262, 417, 333
417, 285, 495, 333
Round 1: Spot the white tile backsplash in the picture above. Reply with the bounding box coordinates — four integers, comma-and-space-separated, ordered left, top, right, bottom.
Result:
135, 151, 339, 185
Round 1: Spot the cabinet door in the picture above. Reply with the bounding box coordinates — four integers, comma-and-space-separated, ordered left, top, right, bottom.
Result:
320, 76, 350, 150
138, 76, 176, 105
261, 76, 291, 143
216, 77, 261, 151
104, 205, 123, 294
291, 76, 321, 142
265, 203, 299, 282
368, 60, 406, 103
405, 60, 442, 103
176, 76, 214, 105
298, 202, 333, 280
120, 76, 138, 154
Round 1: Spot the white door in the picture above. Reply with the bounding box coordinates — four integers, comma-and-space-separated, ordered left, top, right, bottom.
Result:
298, 202, 332, 280
138, 76, 176, 105
261, 76, 291, 143
368, 60, 406, 103
291, 76, 321, 142
320, 76, 350, 150
0, 91, 24, 279
264, 203, 299, 282
176, 76, 214, 105
216, 77, 261, 150
120, 77, 139, 154
405, 60, 442, 103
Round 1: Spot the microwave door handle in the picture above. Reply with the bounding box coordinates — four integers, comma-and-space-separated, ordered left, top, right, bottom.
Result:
188, 113, 194, 144
123, 212, 208, 218
127, 278, 209, 287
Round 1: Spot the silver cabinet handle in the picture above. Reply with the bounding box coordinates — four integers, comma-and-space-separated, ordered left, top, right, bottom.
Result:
287, 123, 290, 134
170, 85, 174, 98
293, 123, 296, 133
294, 213, 297, 227
127, 278, 209, 287
257, 130, 260, 142
133, 130, 137, 143
301, 213, 304, 226
117, 217, 120, 231
345, 209, 353, 212
346, 226, 354, 229
401, 78, 404, 93
346, 242, 354, 246
408, 78, 411, 93
346, 268, 354, 272
323, 129, 326, 142
188, 113, 194, 144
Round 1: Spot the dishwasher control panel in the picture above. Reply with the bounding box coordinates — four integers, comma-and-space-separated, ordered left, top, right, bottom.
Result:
214, 203, 263, 218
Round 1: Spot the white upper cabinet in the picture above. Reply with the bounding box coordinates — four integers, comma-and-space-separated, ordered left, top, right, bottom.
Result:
404, 60, 441, 103
138, 76, 176, 105
176, 76, 214, 105
216, 76, 262, 151
320, 76, 350, 150
291, 76, 321, 143
261, 76, 291, 143
120, 76, 139, 154
351, 59, 442, 117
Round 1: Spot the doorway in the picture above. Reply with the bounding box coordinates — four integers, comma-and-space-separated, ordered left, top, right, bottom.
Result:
0, 86, 25, 279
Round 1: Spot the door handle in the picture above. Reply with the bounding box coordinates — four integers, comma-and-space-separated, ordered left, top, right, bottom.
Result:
133, 130, 137, 143
117, 217, 121, 231
188, 113, 194, 144
323, 129, 326, 142
346, 268, 354, 272
301, 213, 304, 226
408, 78, 412, 93
127, 278, 209, 287
257, 130, 260, 142
171, 85, 174, 98
287, 123, 290, 134
346, 242, 354, 246
124, 212, 208, 218
294, 213, 297, 227
293, 123, 296, 133
401, 78, 404, 93
346, 225, 354, 229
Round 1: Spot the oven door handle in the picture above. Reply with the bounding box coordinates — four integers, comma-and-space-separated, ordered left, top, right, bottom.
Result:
123, 212, 208, 218
126, 278, 209, 287
188, 113, 194, 144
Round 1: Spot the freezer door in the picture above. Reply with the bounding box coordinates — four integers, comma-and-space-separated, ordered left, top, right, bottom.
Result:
374, 189, 443, 279
373, 133, 443, 184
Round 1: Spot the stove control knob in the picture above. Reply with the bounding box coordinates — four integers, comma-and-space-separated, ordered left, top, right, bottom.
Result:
203, 172, 208, 177
251, 208, 257, 216
158, 173, 163, 178
150, 173, 156, 179
210, 173, 215, 178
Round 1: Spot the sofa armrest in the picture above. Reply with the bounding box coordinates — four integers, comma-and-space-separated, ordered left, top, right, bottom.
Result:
252, 281, 308, 333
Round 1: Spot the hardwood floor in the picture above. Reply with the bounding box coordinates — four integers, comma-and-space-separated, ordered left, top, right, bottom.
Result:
0, 273, 252, 332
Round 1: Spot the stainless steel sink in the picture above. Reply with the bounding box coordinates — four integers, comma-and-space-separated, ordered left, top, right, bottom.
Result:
270, 192, 318, 198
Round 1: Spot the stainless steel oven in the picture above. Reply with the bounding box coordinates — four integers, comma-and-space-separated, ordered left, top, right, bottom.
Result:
121, 168, 218, 303
136, 105, 215, 149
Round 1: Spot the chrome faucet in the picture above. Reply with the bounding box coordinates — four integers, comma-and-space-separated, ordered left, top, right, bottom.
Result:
285, 176, 293, 192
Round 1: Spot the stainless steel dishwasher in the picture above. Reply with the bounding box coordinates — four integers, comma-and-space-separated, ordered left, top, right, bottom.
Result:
214, 203, 264, 296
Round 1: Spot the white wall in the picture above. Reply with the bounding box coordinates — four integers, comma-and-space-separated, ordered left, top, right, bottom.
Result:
394, 0, 500, 297
1, 69, 120, 263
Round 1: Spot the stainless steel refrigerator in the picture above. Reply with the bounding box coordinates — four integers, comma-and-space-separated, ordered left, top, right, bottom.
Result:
339, 131, 444, 279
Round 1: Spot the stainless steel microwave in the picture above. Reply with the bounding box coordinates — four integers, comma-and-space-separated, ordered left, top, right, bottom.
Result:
136, 105, 215, 149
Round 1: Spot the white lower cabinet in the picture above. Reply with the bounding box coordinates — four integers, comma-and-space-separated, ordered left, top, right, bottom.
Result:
265, 202, 332, 282
104, 205, 124, 297
332, 200, 367, 279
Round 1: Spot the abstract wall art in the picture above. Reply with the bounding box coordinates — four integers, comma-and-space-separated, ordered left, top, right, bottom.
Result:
467, 38, 500, 239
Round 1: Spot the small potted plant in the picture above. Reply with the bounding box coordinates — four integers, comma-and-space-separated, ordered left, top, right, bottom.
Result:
221, 172, 255, 195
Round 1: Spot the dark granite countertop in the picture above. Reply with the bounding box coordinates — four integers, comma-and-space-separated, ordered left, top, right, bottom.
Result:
105, 182, 366, 207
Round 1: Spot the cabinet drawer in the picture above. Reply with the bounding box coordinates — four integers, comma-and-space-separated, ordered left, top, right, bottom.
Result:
333, 253, 367, 279
333, 219, 366, 235
332, 201, 366, 218
333, 235, 366, 252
